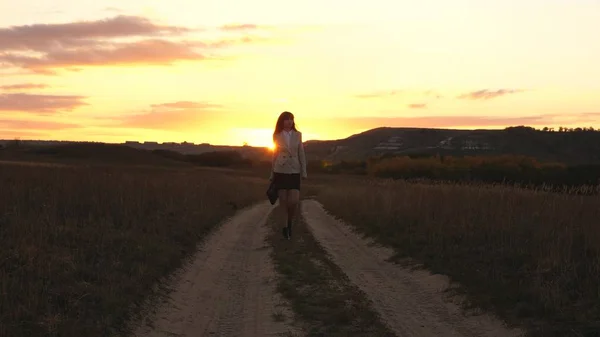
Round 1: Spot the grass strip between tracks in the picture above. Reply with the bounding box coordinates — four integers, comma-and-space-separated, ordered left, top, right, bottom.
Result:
267, 201, 396, 337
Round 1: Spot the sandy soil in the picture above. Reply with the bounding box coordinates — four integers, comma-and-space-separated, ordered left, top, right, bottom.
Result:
302, 199, 525, 337
130, 201, 300, 337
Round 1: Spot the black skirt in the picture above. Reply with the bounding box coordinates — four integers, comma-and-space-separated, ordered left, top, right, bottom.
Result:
272, 172, 301, 190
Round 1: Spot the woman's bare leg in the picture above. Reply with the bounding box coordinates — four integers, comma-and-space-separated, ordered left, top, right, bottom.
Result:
277, 189, 288, 222
286, 189, 300, 237
278, 190, 290, 238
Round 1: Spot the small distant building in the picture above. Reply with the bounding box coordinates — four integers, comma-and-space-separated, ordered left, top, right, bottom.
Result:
438, 137, 453, 149
374, 135, 403, 151
461, 140, 492, 150
329, 145, 348, 155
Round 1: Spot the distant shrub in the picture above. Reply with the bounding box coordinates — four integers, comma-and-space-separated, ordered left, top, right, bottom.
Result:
185, 151, 252, 167
363, 155, 599, 193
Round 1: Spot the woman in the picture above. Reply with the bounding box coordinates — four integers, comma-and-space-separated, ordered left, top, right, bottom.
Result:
270, 111, 307, 240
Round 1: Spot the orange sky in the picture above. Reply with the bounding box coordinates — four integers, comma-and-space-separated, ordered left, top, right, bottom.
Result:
1, 0, 599, 147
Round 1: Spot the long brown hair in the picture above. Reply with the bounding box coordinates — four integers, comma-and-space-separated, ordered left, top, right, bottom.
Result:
273, 111, 298, 139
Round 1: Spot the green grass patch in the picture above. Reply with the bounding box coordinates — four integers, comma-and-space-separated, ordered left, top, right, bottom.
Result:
267, 202, 396, 337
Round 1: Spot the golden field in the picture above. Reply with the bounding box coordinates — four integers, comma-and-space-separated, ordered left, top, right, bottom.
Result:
315, 178, 600, 337
0, 164, 265, 337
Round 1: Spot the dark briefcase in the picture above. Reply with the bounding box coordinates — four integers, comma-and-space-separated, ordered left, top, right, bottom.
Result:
266, 181, 278, 205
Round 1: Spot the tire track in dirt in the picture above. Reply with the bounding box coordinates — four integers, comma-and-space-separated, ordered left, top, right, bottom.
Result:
302, 199, 525, 337
130, 201, 301, 337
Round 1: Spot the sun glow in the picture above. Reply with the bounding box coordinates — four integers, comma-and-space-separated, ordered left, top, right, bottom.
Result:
1, 2, 600, 144
228, 128, 275, 148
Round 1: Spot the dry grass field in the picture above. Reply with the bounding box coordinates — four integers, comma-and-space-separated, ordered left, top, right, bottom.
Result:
0, 163, 265, 337
2, 150, 599, 337
316, 178, 600, 337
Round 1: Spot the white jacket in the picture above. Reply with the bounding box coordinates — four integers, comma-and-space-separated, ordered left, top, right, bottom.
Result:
270, 130, 307, 179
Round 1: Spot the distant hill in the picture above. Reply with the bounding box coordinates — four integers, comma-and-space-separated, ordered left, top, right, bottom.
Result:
303, 126, 600, 165
2, 126, 599, 167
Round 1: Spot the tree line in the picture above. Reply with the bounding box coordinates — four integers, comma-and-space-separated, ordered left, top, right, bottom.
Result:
314, 154, 600, 194
153, 149, 253, 168
153, 148, 600, 194
507, 125, 598, 132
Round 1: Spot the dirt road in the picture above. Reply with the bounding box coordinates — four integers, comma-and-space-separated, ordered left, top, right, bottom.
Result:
130, 201, 299, 337
302, 199, 525, 337
128, 198, 525, 337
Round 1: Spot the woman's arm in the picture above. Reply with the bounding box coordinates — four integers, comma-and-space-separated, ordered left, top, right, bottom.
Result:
298, 132, 307, 178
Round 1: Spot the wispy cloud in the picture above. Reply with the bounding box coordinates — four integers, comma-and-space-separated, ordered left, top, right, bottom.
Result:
0, 15, 265, 73
338, 112, 597, 130
220, 24, 261, 31
0, 83, 49, 91
114, 100, 224, 130
354, 89, 444, 100
0, 130, 45, 138
408, 103, 427, 109
0, 93, 87, 114
150, 101, 222, 109
457, 89, 524, 100
562, 112, 600, 124
0, 119, 80, 130
423, 90, 443, 99
1, 39, 206, 73
342, 115, 547, 129
0, 15, 190, 51
354, 90, 403, 99
104, 7, 122, 13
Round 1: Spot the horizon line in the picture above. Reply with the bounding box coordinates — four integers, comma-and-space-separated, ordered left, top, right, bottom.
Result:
1, 124, 597, 149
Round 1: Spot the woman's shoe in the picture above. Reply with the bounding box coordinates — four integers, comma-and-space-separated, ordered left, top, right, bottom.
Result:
282, 227, 289, 240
